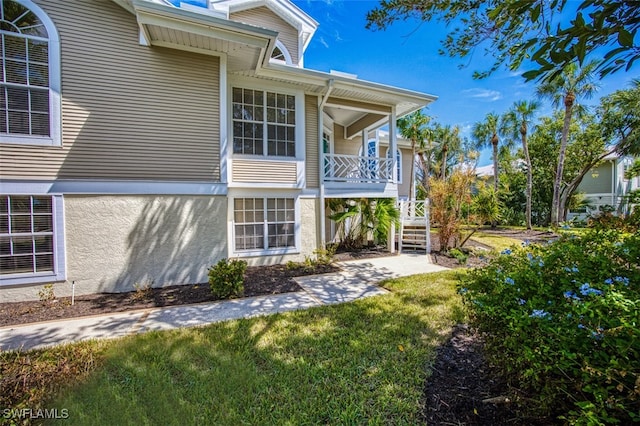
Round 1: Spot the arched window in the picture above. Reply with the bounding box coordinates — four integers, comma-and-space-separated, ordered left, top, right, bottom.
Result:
386, 147, 402, 183
269, 40, 292, 65
358, 138, 377, 157
0, 0, 60, 146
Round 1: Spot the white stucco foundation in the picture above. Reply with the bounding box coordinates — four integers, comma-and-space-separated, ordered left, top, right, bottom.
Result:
1, 195, 228, 302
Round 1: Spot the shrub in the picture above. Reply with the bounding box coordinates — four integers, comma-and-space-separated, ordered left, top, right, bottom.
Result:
38, 284, 56, 305
208, 258, 247, 299
460, 229, 639, 424
448, 248, 468, 265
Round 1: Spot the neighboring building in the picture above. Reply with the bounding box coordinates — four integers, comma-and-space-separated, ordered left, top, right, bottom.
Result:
0, 0, 436, 301
567, 154, 639, 220
473, 155, 639, 220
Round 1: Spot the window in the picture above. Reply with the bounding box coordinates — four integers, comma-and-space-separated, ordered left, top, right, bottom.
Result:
271, 46, 285, 61
234, 197, 295, 252
269, 40, 292, 65
0, 194, 65, 283
0, 0, 60, 145
232, 87, 296, 157
386, 147, 402, 183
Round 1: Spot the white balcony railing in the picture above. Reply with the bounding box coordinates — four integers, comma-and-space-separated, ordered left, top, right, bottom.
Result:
399, 199, 429, 223
323, 154, 393, 183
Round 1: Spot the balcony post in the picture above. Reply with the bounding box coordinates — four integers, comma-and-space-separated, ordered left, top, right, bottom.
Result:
389, 107, 397, 183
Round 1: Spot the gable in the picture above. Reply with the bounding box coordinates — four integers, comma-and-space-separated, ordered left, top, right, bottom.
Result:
231, 6, 298, 65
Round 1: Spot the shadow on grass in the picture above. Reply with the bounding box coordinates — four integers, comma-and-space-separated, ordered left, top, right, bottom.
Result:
49, 277, 463, 425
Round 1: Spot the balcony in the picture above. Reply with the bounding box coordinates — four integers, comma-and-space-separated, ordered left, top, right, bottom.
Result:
322, 153, 397, 197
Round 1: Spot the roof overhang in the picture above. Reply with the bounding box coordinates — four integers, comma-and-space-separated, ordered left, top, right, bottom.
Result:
111, 0, 437, 134
123, 0, 278, 71
224, 0, 318, 52
245, 63, 438, 137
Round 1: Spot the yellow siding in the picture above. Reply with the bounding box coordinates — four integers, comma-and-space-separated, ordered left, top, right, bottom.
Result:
305, 95, 319, 188
0, 0, 220, 181
230, 6, 299, 65
398, 147, 412, 198
232, 159, 297, 183
333, 124, 362, 156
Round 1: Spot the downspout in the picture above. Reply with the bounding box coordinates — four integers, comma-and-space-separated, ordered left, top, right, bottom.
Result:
318, 79, 334, 248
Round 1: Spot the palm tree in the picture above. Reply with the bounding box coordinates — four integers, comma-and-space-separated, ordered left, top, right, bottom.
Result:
397, 110, 430, 200
501, 100, 540, 230
433, 124, 462, 180
472, 112, 502, 194
537, 60, 599, 226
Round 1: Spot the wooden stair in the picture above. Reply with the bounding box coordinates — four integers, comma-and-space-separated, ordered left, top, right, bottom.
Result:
400, 224, 428, 250
398, 199, 431, 253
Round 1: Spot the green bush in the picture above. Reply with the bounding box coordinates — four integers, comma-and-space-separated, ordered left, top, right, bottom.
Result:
448, 248, 468, 265
208, 258, 247, 299
460, 229, 639, 424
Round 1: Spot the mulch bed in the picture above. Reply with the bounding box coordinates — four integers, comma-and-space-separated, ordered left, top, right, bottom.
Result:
423, 325, 554, 425
0, 263, 338, 327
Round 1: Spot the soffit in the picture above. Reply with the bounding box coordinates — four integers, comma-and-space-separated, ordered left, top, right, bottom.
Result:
130, 0, 276, 72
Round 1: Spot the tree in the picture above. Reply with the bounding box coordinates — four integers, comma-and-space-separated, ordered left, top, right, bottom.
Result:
536, 61, 599, 226
429, 169, 475, 251
397, 110, 430, 199
366, 1, 640, 82
432, 124, 463, 180
496, 147, 528, 226
558, 119, 613, 221
327, 198, 399, 249
598, 79, 640, 156
529, 112, 613, 223
501, 100, 540, 229
472, 113, 504, 195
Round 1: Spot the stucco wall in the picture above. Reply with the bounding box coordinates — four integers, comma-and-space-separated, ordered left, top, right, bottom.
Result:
0, 195, 228, 302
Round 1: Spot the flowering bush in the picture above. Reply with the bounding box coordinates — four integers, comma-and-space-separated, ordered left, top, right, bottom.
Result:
460, 229, 639, 424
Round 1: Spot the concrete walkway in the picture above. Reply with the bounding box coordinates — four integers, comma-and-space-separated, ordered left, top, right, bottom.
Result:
0, 254, 448, 352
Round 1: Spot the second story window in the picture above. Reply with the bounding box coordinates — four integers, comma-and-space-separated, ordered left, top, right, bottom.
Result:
232, 87, 296, 158
0, 0, 61, 146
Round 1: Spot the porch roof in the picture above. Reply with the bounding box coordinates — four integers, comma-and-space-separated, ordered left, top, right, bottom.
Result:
112, 0, 437, 130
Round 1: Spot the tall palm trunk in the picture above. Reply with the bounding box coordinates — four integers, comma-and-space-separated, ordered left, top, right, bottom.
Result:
491, 135, 499, 228
491, 135, 499, 194
441, 145, 448, 180
551, 92, 575, 226
521, 123, 533, 229
409, 140, 416, 199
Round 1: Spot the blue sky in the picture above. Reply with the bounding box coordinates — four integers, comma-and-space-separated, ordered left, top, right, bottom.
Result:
175, 0, 636, 165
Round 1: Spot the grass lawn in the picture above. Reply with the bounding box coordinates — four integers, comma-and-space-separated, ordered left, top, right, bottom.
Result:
5, 270, 465, 425
471, 231, 523, 252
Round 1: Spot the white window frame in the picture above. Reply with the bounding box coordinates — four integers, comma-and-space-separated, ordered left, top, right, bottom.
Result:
0, 192, 66, 286
231, 195, 300, 257
0, 0, 61, 147
386, 147, 402, 184
269, 40, 293, 65
231, 86, 297, 158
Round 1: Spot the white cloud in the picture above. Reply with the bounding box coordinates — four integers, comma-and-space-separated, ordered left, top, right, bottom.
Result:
461, 88, 503, 102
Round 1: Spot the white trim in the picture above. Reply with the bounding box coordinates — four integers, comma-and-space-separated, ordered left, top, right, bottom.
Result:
386, 146, 403, 184
269, 40, 293, 65
228, 77, 307, 187
228, 182, 300, 189
228, 192, 301, 257
0, 0, 62, 147
219, 54, 229, 185
0, 180, 228, 195
0, 193, 66, 287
